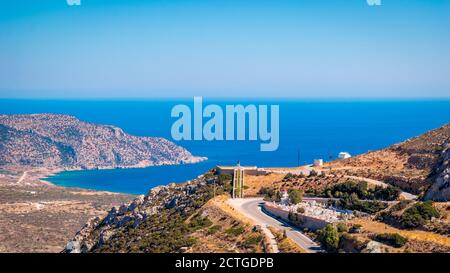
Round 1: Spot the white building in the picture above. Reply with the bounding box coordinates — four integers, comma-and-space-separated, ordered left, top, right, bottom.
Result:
338, 152, 351, 159
313, 159, 323, 166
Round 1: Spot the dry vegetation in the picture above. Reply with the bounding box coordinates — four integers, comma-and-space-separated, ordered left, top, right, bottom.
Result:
325, 124, 450, 195
349, 218, 450, 252
0, 167, 134, 253
268, 227, 306, 253
244, 173, 285, 196
188, 196, 266, 253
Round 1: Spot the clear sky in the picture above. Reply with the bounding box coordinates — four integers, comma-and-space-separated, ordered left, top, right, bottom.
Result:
0, 0, 449, 98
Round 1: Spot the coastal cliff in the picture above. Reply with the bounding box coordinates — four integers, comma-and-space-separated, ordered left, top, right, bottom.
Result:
0, 114, 205, 169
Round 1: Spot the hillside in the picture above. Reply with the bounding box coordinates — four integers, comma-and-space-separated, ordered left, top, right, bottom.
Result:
0, 114, 204, 169
64, 173, 268, 253
325, 124, 450, 200
62, 124, 450, 254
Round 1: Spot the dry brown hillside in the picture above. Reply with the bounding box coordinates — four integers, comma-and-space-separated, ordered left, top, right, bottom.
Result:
326, 124, 450, 198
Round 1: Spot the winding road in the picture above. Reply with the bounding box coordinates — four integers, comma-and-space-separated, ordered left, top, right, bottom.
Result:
228, 198, 322, 253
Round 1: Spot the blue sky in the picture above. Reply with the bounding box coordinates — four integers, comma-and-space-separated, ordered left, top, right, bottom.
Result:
0, 0, 449, 98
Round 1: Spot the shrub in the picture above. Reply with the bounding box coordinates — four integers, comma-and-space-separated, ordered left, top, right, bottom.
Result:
207, 225, 221, 235
225, 226, 245, 236
334, 195, 387, 214
259, 187, 275, 198
223, 181, 233, 194
374, 233, 408, 248
336, 223, 349, 233
373, 185, 401, 201
400, 201, 439, 228
259, 187, 282, 202
218, 174, 232, 184
316, 224, 339, 251
243, 235, 263, 247
297, 207, 305, 214
288, 189, 303, 204
284, 173, 295, 180
189, 214, 213, 230
325, 181, 400, 201
349, 224, 362, 233
391, 200, 412, 212
416, 201, 440, 219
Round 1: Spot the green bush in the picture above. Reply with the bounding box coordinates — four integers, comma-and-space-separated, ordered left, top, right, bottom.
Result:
349, 224, 362, 233
316, 224, 340, 251
374, 233, 408, 248
243, 235, 263, 247
225, 226, 245, 236
331, 195, 387, 214
288, 189, 303, 204
219, 174, 232, 183
189, 214, 213, 230
259, 187, 282, 202
284, 173, 295, 180
325, 181, 400, 201
400, 201, 439, 228
259, 187, 275, 197
207, 225, 221, 235
297, 207, 305, 214
390, 200, 412, 212
336, 223, 349, 233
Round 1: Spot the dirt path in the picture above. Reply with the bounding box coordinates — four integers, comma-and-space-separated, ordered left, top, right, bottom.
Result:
17, 171, 28, 184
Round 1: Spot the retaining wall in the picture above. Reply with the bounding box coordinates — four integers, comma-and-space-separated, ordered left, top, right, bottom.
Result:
263, 202, 329, 231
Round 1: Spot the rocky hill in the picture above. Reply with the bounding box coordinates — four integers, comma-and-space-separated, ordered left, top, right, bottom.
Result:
63, 173, 267, 253
424, 139, 450, 201
0, 114, 204, 169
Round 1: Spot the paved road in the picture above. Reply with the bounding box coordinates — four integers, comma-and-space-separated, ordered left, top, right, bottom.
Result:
229, 198, 322, 253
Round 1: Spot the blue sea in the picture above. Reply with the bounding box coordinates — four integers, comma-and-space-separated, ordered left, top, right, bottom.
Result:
1, 99, 449, 195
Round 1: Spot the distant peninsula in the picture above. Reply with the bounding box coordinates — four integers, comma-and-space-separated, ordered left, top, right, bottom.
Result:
0, 114, 205, 170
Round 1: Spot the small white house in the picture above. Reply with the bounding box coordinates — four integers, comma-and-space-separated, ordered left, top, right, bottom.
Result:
313, 159, 323, 166
338, 152, 351, 159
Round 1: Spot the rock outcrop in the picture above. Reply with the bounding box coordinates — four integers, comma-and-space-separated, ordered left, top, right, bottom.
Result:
424, 140, 450, 201
0, 114, 205, 169
63, 175, 215, 253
